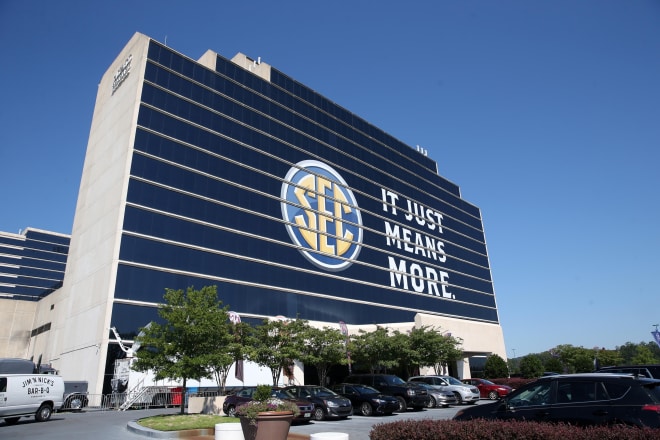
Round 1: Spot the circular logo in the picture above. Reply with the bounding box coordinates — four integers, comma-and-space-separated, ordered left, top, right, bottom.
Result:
281, 160, 363, 271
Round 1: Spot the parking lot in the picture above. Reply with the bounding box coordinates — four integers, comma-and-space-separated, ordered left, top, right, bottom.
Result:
0, 402, 480, 439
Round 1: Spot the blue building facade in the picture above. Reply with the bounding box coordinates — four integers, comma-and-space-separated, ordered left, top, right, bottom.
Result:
0, 229, 69, 301
107, 40, 498, 336
13, 33, 505, 392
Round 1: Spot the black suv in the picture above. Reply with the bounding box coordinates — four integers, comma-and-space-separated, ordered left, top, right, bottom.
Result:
453, 373, 660, 428
597, 364, 660, 379
344, 374, 429, 411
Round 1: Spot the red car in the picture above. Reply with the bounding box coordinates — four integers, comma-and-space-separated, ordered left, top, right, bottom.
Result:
462, 378, 513, 400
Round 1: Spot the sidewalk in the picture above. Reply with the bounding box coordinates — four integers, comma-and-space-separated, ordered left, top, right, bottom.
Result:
127, 420, 311, 439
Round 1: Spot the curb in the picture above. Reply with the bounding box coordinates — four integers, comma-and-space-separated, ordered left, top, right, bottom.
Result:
127, 421, 311, 439
127, 421, 214, 438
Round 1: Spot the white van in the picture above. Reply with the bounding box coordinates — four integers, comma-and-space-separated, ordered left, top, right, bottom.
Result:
1, 374, 64, 425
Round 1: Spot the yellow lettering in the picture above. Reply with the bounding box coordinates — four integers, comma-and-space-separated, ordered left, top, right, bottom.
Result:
294, 174, 317, 249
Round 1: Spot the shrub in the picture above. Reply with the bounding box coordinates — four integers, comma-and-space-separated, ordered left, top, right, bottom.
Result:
489, 377, 536, 389
369, 419, 659, 440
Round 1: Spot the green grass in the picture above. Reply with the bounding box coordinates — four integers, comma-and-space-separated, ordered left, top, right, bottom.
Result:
137, 414, 240, 431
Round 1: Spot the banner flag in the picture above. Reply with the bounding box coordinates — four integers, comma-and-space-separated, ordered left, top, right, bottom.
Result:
229, 311, 244, 382
235, 359, 244, 382
652, 331, 660, 349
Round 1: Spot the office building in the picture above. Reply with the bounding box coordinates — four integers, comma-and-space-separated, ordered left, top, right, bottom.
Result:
4, 33, 506, 393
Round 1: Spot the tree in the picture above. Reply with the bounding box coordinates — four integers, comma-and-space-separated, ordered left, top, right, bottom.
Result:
209, 320, 251, 395
131, 285, 231, 413
407, 326, 456, 378
247, 318, 307, 386
543, 356, 564, 374
347, 327, 397, 373
298, 325, 348, 386
519, 354, 544, 378
483, 354, 508, 379
432, 334, 463, 375
631, 344, 657, 364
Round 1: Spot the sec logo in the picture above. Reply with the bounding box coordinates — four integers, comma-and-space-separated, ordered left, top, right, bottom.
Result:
281, 160, 363, 271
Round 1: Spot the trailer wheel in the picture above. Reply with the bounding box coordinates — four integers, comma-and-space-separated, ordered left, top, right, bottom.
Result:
72, 395, 89, 410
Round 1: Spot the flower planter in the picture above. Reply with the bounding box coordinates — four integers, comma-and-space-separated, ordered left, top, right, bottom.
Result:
239, 411, 294, 440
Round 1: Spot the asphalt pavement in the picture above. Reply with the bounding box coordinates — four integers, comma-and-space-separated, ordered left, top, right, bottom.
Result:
0, 403, 477, 439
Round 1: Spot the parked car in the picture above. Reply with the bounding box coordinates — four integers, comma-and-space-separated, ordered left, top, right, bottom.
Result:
596, 364, 660, 379
284, 385, 353, 421
453, 373, 660, 428
408, 375, 480, 404
331, 383, 400, 416
222, 387, 314, 423
412, 382, 457, 407
344, 374, 429, 411
461, 378, 513, 400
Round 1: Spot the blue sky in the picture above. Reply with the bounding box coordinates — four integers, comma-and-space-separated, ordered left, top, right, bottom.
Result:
1, 1, 659, 358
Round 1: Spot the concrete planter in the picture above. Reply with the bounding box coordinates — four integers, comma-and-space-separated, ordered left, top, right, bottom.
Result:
239, 411, 293, 440
188, 395, 227, 414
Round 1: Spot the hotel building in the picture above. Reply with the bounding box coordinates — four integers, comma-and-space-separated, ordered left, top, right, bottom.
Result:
1, 33, 506, 394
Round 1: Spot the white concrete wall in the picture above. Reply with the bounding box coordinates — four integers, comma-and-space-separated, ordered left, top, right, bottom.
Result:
0, 298, 37, 358
35, 33, 151, 393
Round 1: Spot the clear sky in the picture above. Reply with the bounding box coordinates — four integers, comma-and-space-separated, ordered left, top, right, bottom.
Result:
1, 1, 659, 358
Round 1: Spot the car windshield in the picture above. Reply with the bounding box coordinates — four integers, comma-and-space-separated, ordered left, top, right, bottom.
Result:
273, 390, 295, 399
385, 375, 406, 385
445, 376, 463, 386
354, 385, 380, 394
308, 386, 337, 397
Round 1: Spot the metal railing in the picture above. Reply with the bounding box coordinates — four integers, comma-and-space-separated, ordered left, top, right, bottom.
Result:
74, 388, 185, 411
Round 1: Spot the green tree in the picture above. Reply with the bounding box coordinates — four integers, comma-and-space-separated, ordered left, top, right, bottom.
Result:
131, 285, 231, 414
618, 342, 638, 364
247, 318, 307, 386
594, 348, 623, 368
483, 354, 509, 379
543, 356, 564, 374
348, 327, 397, 373
298, 325, 348, 386
519, 354, 544, 378
631, 344, 657, 364
209, 320, 251, 394
432, 334, 463, 375
550, 344, 594, 373
405, 326, 450, 377
390, 329, 417, 378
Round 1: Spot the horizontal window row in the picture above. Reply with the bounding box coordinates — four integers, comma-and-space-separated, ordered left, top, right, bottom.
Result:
143, 62, 461, 202
147, 43, 450, 189
112, 264, 500, 326
0, 255, 66, 272
133, 113, 486, 236
124, 176, 492, 275
117, 231, 496, 309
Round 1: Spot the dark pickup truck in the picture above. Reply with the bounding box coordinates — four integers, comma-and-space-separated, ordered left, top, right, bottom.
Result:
344, 374, 429, 411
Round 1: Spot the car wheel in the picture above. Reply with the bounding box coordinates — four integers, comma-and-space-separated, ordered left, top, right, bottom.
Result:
4, 417, 20, 425
313, 406, 325, 421
359, 402, 373, 416
35, 404, 53, 422
488, 391, 499, 400
396, 396, 407, 412
426, 396, 436, 408
452, 392, 463, 404
226, 405, 236, 417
